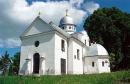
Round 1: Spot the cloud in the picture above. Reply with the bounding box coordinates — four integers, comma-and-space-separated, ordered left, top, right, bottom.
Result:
83, 1, 100, 14
69, 0, 84, 8
8, 0, 86, 24
5, 38, 21, 48
0, 38, 21, 48
0, 0, 100, 48
0, 39, 4, 47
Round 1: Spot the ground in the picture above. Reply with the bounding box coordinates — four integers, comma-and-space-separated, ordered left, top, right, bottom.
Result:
0, 71, 130, 84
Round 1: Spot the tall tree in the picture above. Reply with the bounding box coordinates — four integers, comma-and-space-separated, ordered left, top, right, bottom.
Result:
9, 52, 20, 75
84, 7, 130, 71
0, 51, 11, 75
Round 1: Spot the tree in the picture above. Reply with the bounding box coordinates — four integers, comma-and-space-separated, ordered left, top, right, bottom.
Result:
0, 51, 11, 76
84, 7, 130, 71
9, 52, 20, 75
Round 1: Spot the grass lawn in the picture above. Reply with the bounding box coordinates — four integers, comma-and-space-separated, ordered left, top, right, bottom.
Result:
0, 71, 130, 84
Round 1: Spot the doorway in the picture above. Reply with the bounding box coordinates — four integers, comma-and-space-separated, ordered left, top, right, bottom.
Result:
61, 58, 66, 74
33, 53, 40, 74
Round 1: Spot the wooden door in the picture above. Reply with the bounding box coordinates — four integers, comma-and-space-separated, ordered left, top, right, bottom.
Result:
61, 58, 66, 74
33, 53, 40, 74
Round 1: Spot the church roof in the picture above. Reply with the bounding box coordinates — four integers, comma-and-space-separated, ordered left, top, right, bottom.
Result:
59, 9, 75, 26
20, 16, 70, 38
20, 16, 86, 46
87, 44, 109, 56
81, 30, 89, 35
71, 30, 89, 42
20, 16, 52, 37
49, 21, 85, 46
59, 16, 74, 26
49, 21, 70, 37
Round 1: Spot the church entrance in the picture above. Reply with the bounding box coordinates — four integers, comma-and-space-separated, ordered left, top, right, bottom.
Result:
33, 53, 40, 74
61, 58, 66, 74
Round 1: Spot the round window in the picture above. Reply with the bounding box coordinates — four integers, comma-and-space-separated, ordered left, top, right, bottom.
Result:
35, 41, 40, 47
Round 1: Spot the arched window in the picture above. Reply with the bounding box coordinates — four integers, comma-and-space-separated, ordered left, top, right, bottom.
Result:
61, 39, 65, 51
102, 61, 105, 67
92, 62, 94, 67
77, 49, 80, 60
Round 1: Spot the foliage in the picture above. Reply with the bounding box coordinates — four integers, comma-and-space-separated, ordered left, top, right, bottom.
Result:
0, 51, 20, 76
0, 51, 11, 76
84, 7, 130, 71
0, 71, 130, 84
9, 52, 20, 75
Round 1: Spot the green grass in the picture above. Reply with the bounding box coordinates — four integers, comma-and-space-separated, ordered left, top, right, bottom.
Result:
0, 71, 130, 84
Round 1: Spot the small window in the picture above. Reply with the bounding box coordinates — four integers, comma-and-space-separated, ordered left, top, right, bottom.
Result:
35, 41, 40, 47
74, 55, 76, 59
92, 62, 94, 67
69, 26, 71, 29
77, 49, 80, 60
102, 61, 104, 67
89, 40, 91, 46
85, 40, 86, 45
61, 40, 65, 51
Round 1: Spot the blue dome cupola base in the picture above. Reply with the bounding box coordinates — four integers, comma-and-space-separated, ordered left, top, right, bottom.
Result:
59, 10, 76, 34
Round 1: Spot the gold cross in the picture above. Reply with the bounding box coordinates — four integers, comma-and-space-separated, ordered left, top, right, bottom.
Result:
66, 9, 68, 16
38, 11, 41, 16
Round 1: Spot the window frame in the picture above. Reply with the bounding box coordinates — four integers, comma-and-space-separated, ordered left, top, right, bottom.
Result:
85, 40, 86, 45
34, 41, 40, 47
74, 55, 76, 59
69, 26, 71, 29
92, 62, 94, 67
61, 39, 65, 52
77, 49, 80, 60
102, 61, 105, 67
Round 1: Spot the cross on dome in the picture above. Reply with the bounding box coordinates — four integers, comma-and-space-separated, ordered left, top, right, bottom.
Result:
38, 11, 41, 16
66, 9, 69, 16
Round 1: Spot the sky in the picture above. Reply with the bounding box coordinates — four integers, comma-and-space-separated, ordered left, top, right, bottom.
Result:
0, 0, 130, 56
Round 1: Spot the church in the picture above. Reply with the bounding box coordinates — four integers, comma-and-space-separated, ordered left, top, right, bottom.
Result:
19, 11, 110, 75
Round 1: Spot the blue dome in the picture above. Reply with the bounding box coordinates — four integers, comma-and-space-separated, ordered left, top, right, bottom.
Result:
60, 16, 74, 25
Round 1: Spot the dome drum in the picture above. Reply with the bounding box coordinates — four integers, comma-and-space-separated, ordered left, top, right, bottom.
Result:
59, 15, 76, 34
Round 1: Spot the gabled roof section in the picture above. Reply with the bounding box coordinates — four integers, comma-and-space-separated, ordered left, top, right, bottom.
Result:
49, 22, 70, 38
21, 16, 54, 37
46, 23, 85, 46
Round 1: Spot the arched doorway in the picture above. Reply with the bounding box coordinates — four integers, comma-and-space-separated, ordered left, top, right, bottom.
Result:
33, 53, 40, 74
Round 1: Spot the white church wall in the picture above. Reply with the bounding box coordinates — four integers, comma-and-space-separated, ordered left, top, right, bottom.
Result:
97, 58, 110, 73
19, 31, 55, 75
72, 40, 83, 74
84, 56, 99, 74
54, 32, 68, 75
68, 40, 73, 74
